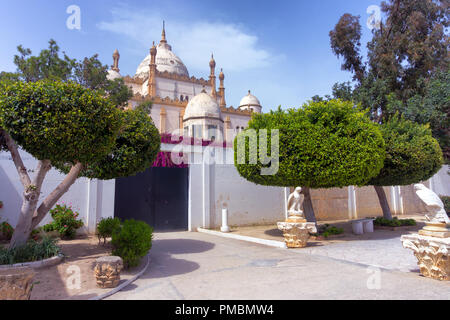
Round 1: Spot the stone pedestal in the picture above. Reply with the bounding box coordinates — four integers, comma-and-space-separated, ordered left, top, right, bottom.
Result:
0, 267, 35, 300
277, 220, 317, 248
94, 256, 123, 288
401, 233, 449, 281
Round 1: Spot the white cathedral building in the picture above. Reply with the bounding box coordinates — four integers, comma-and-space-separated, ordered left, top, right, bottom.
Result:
107, 23, 263, 142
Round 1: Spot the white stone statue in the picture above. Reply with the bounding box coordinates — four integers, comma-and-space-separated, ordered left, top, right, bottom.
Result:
287, 187, 305, 218
414, 184, 450, 224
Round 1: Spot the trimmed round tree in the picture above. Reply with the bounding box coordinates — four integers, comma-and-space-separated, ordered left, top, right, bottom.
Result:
368, 116, 444, 219
0, 80, 160, 248
234, 99, 386, 222
58, 108, 161, 180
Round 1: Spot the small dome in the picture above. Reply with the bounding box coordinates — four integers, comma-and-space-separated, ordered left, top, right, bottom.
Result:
184, 91, 222, 121
135, 43, 189, 79
239, 90, 261, 108
107, 69, 122, 81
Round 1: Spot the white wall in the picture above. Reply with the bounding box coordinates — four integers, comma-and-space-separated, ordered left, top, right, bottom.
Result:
0, 150, 115, 233
212, 164, 285, 227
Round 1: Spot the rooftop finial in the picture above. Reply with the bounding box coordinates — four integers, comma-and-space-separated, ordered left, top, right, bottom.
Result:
161, 21, 167, 43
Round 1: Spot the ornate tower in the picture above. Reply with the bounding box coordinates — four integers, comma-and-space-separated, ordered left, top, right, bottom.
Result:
209, 54, 217, 98
148, 41, 157, 97
112, 49, 120, 72
219, 68, 226, 108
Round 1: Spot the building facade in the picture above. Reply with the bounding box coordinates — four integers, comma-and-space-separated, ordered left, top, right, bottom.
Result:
107, 23, 262, 142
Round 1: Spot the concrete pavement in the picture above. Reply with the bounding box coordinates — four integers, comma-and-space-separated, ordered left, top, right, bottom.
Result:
107, 231, 450, 300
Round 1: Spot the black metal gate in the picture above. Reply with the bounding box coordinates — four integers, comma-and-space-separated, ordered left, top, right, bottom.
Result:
114, 167, 189, 231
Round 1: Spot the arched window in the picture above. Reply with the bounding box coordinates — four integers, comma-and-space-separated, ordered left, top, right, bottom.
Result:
185, 96, 189, 102
180, 95, 184, 101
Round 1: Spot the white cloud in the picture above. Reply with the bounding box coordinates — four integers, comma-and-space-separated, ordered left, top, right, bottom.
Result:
97, 6, 277, 72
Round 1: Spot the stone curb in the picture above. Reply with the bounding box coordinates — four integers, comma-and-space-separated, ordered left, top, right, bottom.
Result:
197, 228, 287, 249
89, 254, 151, 300
0, 254, 64, 269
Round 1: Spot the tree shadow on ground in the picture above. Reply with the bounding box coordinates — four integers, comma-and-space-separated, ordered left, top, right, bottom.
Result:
133, 238, 215, 282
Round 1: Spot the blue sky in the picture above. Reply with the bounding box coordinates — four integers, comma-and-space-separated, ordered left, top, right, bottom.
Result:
0, 0, 383, 111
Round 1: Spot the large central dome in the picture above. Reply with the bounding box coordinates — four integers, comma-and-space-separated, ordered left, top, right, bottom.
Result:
135, 41, 189, 79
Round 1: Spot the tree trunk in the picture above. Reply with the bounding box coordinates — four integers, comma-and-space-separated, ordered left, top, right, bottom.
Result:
302, 187, 317, 223
31, 162, 83, 230
374, 186, 393, 220
9, 160, 51, 249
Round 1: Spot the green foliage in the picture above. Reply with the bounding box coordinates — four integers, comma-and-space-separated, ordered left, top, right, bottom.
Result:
234, 100, 385, 188
135, 101, 153, 114
42, 223, 55, 233
389, 71, 450, 163
317, 224, 344, 238
0, 236, 60, 265
48, 204, 84, 239
0, 80, 121, 166
111, 219, 153, 268
13, 39, 75, 83
441, 196, 450, 214
374, 217, 416, 227
0, 221, 14, 241
96, 217, 121, 244
80, 108, 161, 180
329, 1, 449, 160
369, 116, 443, 186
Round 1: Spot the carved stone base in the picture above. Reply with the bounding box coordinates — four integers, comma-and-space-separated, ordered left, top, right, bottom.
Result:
94, 256, 123, 289
401, 234, 449, 281
277, 221, 317, 248
0, 267, 35, 300
418, 222, 450, 238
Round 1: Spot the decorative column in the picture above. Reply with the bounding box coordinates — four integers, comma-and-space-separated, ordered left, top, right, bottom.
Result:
224, 116, 231, 142
278, 187, 317, 248
219, 69, 226, 108
94, 256, 124, 288
112, 49, 120, 72
401, 184, 450, 281
160, 107, 167, 133
209, 54, 217, 98
148, 42, 157, 97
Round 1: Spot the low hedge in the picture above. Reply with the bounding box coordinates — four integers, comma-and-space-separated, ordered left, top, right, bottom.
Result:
111, 219, 153, 268
96, 217, 121, 244
374, 217, 416, 227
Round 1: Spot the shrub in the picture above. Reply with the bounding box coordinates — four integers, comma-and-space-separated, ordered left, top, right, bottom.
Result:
369, 116, 443, 186
0, 222, 14, 241
96, 217, 121, 244
374, 217, 416, 227
0, 236, 60, 265
48, 204, 84, 239
320, 225, 344, 238
43, 223, 55, 233
440, 196, 450, 213
111, 219, 153, 268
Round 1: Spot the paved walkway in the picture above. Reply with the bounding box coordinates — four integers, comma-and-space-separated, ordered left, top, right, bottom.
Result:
107, 231, 449, 300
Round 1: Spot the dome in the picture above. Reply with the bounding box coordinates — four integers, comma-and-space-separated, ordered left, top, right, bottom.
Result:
107, 69, 122, 80
184, 91, 222, 121
135, 43, 189, 79
239, 90, 261, 109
